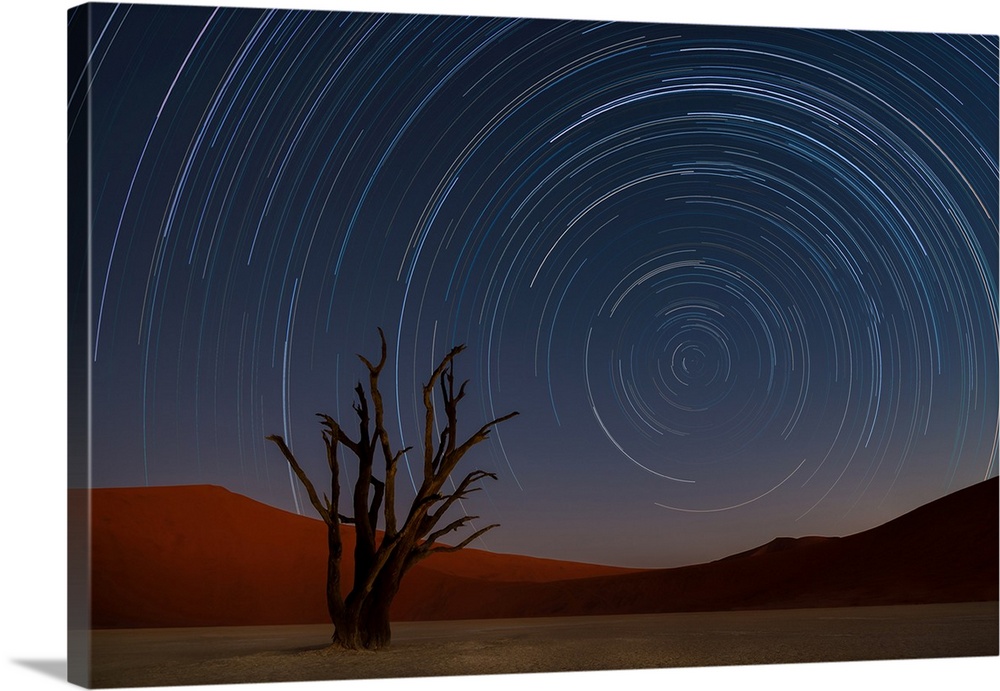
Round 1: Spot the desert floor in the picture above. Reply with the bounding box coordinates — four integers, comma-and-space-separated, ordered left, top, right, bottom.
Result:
88, 602, 998, 688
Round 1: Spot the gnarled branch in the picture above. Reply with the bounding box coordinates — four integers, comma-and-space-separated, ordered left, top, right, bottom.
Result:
422, 344, 466, 479
423, 514, 478, 548
422, 469, 497, 536
265, 434, 331, 525
358, 328, 404, 537
429, 523, 499, 554
439, 410, 520, 479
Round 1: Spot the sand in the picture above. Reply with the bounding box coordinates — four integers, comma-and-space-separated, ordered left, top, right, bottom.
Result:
87, 602, 998, 688
86, 479, 998, 629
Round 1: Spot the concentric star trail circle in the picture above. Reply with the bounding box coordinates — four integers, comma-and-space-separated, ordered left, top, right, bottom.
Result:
76, 4, 998, 566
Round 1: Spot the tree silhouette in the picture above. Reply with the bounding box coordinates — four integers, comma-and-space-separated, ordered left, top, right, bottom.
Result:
266, 329, 518, 650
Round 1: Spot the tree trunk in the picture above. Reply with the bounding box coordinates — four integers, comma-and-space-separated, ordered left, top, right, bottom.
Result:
330, 620, 364, 650
360, 565, 404, 649
358, 598, 393, 650
325, 523, 345, 633
329, 587, 396, 650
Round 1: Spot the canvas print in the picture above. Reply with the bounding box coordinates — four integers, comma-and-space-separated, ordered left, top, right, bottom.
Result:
67, 2, 999, 688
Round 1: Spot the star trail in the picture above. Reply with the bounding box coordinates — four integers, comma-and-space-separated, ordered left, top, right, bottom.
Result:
72, 3, 998, 567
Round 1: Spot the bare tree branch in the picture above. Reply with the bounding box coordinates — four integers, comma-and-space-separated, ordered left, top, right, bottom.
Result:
368, 476, 385, 534
423, 514, 477, 548
265, 434, 331, 525
440, 411, 520, 478
422, 344, 465, 479
348, 380, 378, 582
358, 329, 403, 537
431, 427, 449, 473
422, 469, 497, 535
443, 365, 458, 457
317, 413, 360, 458
356, 326, 387, 374
428, 523, 500, 555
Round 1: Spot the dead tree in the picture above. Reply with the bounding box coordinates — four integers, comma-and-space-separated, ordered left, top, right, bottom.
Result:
266, 329, 517, 650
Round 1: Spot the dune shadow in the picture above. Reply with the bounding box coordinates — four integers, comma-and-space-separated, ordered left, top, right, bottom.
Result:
11, 659, 67, 681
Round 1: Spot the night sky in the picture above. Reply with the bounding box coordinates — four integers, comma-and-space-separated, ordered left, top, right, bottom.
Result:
72, 2, 998, 568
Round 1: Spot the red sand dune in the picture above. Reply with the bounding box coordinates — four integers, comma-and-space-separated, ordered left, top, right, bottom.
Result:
86, 485, 636, 627
85, 478, 997, 628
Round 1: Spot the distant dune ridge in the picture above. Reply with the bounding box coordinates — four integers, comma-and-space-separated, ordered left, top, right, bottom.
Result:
85, 477, 998, 628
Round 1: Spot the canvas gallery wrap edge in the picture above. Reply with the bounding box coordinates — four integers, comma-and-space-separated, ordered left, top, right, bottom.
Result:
67, 2, 999, 688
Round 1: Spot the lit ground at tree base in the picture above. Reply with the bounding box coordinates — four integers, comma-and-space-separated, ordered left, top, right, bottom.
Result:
89, 603, 998, 687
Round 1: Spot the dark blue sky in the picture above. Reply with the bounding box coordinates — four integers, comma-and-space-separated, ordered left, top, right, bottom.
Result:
73, 2, 998, 567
